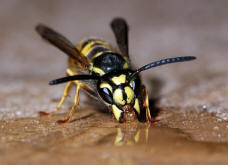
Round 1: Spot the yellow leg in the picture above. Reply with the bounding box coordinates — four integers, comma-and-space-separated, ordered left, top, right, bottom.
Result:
39, 82, 73, 116
57, 84, 80, 124
142, 85, 159, 123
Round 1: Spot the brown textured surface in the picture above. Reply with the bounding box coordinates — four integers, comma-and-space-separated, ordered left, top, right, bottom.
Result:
0, 1, 228, 165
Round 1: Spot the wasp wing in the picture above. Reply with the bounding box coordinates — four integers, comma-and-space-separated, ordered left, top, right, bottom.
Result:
36, 24, 89, 69
110, 18, 129, 59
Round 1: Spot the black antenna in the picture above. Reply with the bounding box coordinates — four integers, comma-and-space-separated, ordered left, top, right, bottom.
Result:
49, 74, 100, 85
128, 56, 196, 81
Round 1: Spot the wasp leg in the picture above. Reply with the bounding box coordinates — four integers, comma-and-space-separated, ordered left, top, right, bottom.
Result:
80, 83, 98, 98
57, 84, 80, 124
39, 82, 73, 116
142, 85, 159, 123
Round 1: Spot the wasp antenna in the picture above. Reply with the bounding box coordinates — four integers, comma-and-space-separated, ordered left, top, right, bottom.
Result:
49, 75, 99, 85
128, 56, 196, 81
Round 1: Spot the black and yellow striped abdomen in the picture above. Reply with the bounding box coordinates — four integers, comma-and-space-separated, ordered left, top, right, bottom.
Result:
67, 39, 129, 76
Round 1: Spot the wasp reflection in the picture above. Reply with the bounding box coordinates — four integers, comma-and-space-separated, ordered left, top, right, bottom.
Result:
114, 124, 150, 146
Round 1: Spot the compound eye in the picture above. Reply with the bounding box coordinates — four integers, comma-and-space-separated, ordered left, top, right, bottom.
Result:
130, 77, 140, 94
98, 87, 113, 104
131, 80, 136, 90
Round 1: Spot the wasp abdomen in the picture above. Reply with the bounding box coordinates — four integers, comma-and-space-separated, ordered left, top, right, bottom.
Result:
76, 38, 129, 76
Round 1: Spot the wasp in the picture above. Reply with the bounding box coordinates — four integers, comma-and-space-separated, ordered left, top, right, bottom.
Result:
36, 18, 196, 124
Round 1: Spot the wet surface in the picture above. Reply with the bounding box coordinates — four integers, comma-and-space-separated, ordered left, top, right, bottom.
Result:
1, 0, 228, 164
1, 108, 228, 165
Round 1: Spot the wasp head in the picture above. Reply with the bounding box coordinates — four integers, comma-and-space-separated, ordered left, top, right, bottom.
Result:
97, 70, 141, 122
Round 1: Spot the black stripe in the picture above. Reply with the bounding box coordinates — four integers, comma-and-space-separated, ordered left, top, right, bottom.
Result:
119, 112, 124, 123
87, 45, 109, 58
81, 39, 97, 50
122, 88, 127, 101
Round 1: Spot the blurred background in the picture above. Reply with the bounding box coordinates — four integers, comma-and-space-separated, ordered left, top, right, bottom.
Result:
0, 0, 227, 119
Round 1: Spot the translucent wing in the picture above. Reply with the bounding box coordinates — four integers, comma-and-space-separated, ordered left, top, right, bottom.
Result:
110, 18, 129, 58
36, 24, 89, 69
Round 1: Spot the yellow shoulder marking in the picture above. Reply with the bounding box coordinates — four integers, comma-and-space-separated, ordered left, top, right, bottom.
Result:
123, 62, 129, 69
92, 67, 105, 76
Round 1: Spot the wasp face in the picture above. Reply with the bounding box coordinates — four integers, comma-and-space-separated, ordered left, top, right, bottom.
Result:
97, 70, 141, 122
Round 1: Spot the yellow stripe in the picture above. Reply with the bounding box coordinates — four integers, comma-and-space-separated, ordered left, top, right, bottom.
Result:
81, 40, 112, 56
92, 51, 104, 59
92, 50, 113, 59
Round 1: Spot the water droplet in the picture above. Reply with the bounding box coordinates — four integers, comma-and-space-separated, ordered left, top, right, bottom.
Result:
202, 105, 207, 110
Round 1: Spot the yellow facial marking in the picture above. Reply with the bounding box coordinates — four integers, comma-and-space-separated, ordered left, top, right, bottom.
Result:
134, 98, 140, 114
124, 86, 134, 104
112, 105, 122, 121
100, 82, 113, 92
123, 62, 129, 69
113, 89, 125, 105
92, 67, 105, 76
112, 74, 126, 85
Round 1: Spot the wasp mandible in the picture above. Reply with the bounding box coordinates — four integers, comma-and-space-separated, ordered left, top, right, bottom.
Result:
36, 18, 196, 123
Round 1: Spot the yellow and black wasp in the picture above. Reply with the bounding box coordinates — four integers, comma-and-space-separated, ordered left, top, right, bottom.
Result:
36, 18, 196, 123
